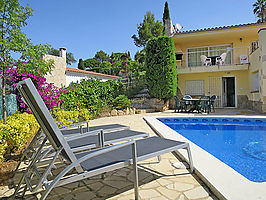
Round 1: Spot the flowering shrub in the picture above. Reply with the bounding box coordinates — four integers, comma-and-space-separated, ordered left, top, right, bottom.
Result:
52, 108, 93, 127
0, 112, 39, 162
6, 66, 67, 112
0, 108, 93, 163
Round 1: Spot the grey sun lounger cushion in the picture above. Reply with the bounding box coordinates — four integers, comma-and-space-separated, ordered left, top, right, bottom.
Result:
68, 129, 149, 151
61, 124, 130, 136
76, 136, 187, 171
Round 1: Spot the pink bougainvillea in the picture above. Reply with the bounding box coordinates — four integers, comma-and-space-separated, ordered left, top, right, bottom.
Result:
6, 66, 69, 112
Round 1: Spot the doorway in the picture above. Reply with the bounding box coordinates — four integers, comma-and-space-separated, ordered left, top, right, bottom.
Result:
222, 77, 236, 107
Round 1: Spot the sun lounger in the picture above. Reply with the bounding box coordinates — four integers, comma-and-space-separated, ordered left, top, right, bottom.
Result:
14, 127, 149, 174
15, 108, 144, 170
12, 78, 194, 200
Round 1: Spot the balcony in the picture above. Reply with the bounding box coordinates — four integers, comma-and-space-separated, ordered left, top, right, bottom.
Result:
176, 47, 250, 74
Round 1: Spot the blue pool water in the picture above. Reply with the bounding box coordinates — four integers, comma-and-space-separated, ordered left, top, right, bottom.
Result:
158, 117, 266, 182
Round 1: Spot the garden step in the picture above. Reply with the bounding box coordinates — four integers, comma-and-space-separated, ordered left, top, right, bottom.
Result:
131, 104, 153, 109
136, 108, 156, 114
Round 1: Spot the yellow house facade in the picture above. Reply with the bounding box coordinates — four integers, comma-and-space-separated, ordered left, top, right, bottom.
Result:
171, 22, 266, 112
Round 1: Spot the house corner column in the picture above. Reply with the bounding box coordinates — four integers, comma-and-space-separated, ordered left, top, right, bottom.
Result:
258, 28, 266, 112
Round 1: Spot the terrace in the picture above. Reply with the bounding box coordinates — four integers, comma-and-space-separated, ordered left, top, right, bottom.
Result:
1, 108, 265, 200
175, 46, 250, 74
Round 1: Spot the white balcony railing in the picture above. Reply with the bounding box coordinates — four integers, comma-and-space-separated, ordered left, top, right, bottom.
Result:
176, 47, 250, 68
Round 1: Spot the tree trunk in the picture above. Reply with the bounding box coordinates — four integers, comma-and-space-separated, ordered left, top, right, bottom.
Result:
1, 3, 7, 124
2, 68, 7, 124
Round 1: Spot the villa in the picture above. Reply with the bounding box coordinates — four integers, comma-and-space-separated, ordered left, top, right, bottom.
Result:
166, 21, 266, 113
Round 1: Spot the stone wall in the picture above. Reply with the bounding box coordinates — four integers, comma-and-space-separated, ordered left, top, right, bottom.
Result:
144, 98, 169, 112
237, 95, 263, 112
44, 55, 66, 87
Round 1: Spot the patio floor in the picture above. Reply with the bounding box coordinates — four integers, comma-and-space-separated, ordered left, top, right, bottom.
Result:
1, 108, 263, 200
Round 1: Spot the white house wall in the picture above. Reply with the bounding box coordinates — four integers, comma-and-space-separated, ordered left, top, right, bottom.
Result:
66, 71, 114, 86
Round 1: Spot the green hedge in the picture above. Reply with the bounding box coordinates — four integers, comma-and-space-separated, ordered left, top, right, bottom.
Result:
61, 78, 125, 113
145, 36, 177, 100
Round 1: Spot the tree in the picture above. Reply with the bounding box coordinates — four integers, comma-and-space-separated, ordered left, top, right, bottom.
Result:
110, 52, 128, 75
84, 58, 101, 69
132, 11, 164, 48
88, 50, 112, 74
163, 1, 170, 34
78, 59, 85, 70
0, 0, 53, 123
134, 50, 146, 64
145, 36, 177, 100
48, 47, 77, 65
94, 50, 109, 62
253, 0, 266, 22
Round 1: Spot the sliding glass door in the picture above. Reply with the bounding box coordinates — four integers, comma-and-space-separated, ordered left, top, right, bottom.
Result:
187, 44, 232, 67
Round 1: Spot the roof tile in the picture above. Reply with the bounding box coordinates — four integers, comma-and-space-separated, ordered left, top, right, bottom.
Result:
66, 67, 121, 79
174, 22, 266, 35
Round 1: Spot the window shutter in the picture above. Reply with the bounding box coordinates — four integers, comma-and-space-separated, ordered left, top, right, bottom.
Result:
185, 80, 204, 95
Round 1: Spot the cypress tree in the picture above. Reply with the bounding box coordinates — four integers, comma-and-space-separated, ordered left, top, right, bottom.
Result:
145, 36, 177, 100
163, 1, 170, 34
163, 1, 170, 22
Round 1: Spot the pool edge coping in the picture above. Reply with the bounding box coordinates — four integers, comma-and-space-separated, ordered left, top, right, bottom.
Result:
144, 115, 266, 200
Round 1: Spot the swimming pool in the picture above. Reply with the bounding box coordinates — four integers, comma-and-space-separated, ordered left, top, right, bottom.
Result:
158, 117, 266, 182
144, 115, 266, 199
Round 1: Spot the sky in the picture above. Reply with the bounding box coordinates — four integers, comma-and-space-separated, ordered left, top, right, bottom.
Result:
20, 0, 258, 68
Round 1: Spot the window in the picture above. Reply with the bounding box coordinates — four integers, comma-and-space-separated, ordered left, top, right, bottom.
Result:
185, 80, 205, 95
251, 41, 259, 53
187, 44, 232, 67
253, 72, 259, 91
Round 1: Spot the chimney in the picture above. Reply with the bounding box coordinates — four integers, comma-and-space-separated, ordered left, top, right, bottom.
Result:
59, 47, 67, 59
165, 19, 175, 36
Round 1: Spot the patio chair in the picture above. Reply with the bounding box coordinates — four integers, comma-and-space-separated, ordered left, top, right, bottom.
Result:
12, 78, 194, 200
210, 95, 217, 112
183, 95, 192, 112
216, 53, 227, 65
174, 96, 185, 112
200, 55, 211, 66
198, 96, 211, 114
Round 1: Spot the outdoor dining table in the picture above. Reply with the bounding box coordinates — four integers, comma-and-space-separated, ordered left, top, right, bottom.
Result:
207, 56, 221, 65
183, 98, 209, 113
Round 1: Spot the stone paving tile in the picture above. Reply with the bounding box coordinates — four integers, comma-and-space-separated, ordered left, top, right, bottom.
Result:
139, 189, 162, 199
184, 186, 210, 200
177, 194, 186, 200
156, 187, 181, 199
156, 179, 173, 187
140, 180, 161, 189
150, 197, 169, 200
174, 182, 194, 192
74, 190, 97, 199
97, 185, 117, 196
